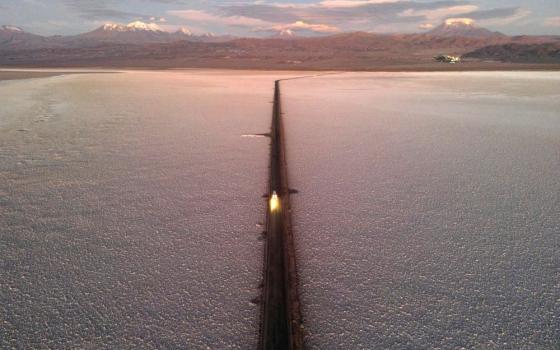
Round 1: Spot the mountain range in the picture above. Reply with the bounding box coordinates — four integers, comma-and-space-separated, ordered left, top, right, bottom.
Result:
1, 20, 559, 68
0, 21, 232, 50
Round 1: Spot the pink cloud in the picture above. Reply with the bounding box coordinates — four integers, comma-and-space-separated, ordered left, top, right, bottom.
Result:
544, 17, 560, 27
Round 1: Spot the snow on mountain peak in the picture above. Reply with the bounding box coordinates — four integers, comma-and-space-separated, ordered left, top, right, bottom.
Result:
444, 18, 475, 27
428, 18, 504, 38
102, 23, 124, 31
176, 27, 192, 36
1, 25, 24, 32
101, 21, 164, 32
126, 21, 163, 32
279, 29, 295, 37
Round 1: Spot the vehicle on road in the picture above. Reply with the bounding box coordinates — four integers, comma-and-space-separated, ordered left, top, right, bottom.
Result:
270, 191, 280, 212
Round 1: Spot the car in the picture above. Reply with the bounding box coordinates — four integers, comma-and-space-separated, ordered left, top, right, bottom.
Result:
270, 191, 280, 212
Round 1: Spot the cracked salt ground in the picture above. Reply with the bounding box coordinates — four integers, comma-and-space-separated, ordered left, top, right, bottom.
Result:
283, 71, 560, 350
0, 70, 302, 349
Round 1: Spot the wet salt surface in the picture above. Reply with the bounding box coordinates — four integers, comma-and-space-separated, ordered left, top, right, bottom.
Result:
283, 72, 560, 349
0, 70, 296, 349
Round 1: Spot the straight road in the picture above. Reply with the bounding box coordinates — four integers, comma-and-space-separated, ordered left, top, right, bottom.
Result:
259, 81, 303, 350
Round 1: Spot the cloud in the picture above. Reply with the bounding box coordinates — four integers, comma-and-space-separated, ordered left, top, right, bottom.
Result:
271, 20, 340, 33
220, 1, 538, 34
462, 7, 528, 21
220, 1, 473, 23
419, 23, 435, 29
219, 1, 481, 33
318, 0, 402, 8
399, 5, 479, 21
169, 10, 271, 28
53, 0, 540, 36
170, 9, 339, 34
467, 7, 530, 26
62, 0, 145, 20
544, 17, 560, 27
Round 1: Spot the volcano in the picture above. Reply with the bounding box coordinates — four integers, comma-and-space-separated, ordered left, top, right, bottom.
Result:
428, 18, 505, 38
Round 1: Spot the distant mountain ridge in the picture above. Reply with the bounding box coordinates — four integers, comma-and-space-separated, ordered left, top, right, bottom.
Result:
464, 42, 560, 63
0, 21, 233, 50
0, 25, 50, 50
1, 20, 559, 68
76, 21, 194, 44
0, 19, 517, 51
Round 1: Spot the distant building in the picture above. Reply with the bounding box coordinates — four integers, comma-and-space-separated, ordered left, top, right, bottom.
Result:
434, 55, 461, 63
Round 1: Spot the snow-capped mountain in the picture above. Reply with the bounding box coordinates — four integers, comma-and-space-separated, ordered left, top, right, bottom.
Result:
428, 18, 505, 38
274, 29, 296, 39
72, 21, 234, 44
1, 25, 24, 33
100, 21, 165, 33
0, 22, 234, 51
3, 20, 556, 67
0, 25, 51, 49
175, 27, 192, 36
77, 21, 191, 44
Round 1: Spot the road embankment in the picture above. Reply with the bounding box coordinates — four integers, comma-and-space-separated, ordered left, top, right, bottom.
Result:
259, 80, 304, 350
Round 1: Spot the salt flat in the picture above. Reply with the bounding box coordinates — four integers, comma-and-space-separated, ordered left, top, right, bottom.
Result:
0, 70, 300, 349
283, 72, 560, 349
2, 69, 559, 349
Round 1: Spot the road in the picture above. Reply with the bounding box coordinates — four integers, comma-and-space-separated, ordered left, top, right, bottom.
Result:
259, 81, 304, 350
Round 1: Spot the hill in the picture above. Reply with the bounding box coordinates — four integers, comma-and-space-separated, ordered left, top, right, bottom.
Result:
464, 42, 560, 63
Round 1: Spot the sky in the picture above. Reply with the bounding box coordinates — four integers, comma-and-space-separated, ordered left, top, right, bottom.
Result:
1, 0, 559, 36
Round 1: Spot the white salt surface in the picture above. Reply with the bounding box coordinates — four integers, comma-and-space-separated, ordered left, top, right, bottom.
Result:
0, 70, 298, 349
283, 72, 560, 349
